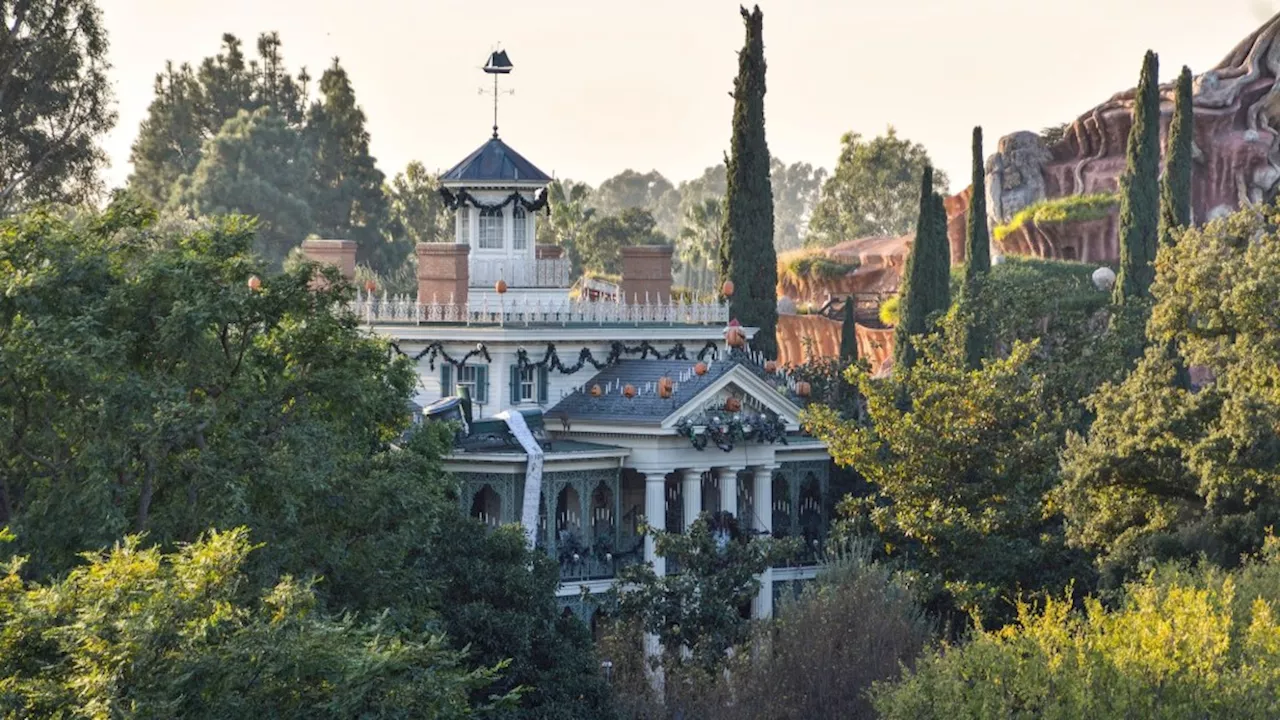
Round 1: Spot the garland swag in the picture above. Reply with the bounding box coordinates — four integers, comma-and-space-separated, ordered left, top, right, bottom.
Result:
515, 341, 720, 374
438, 187, 551, 216
674, 411, 788, 453
390, 341, 492, 370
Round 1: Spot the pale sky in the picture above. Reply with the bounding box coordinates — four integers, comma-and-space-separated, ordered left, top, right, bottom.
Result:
97, 0, 1271, 192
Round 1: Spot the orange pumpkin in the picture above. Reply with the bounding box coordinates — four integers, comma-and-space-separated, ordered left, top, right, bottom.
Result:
724, 396, 741, 412
764, 360, 778, 374
247, 275, 262, 291
623, 384, 637, 399
658, 376, 674, 398
795, 381, 812, 398
590, 384, 602, 397
364, 279, 377, 293
722, 279, 735, 297
495, 279, 508, 294
694, 362, 708, 376
725, 326, 746, 348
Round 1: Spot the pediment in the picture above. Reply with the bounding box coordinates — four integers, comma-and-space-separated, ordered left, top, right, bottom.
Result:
660, 365, 803, 431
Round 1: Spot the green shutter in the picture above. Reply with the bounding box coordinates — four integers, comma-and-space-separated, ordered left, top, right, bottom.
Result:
537, 366, 549, 404
441, 364, 453, 396
509, 364, 521, 405
476, 366, 489, 403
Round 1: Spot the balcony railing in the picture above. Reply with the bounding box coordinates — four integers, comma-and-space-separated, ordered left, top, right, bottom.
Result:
350, 291, 730, 326
470, 257, 572, 288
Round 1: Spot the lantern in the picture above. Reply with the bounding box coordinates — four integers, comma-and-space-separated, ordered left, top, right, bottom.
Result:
590, 384, 603, 397
364, 279, 377, 293
764, 360, 778, 374
694, 362, 708, 376
658, 376, 674, 399
623, 384, 637, 399
726, 326, 746, 348
495, 279, 508, 294
247, 275, 262, 291
795, 381, 812, 398
722, 279, 735, 297
724, 396, 741, 412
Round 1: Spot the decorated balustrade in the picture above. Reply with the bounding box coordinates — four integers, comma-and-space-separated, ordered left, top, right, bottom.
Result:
470, 256, 571, 288
349, 290, 729, 326
770, 460, 831, 568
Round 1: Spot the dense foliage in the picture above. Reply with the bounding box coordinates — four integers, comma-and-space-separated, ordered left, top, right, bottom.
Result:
892, 166, 950, 372
991, 192, 1119, 244
720, 5, 779, 358
1160, 65, 1194, 247
0, 0, 114, 215
959, 126, 992, 370
1114, 50, 1161, 304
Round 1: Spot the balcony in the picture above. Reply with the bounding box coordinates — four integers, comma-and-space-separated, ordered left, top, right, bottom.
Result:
349, 291, 729, 326
470, 257, 571, 288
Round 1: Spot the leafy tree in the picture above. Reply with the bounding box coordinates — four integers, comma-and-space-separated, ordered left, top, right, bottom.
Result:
770, 157, 827, 251
959, 126, 992, 369
0, 0, 114, 215
677, 197, 724, 294
580, 207, 666, 277
720, 4, 779, 358
0, 528, 506, 719
1056, 202, 1280, 587
892, 167, 949, 372
538, 179, 596, 275
591, 169, 681, 239
875, 546, 1280, 719
306, 58, 392, 269
387, 161, 453, 247
1114, 50, 1161, 305
129, 62, 207, 208
1160, 65, 1195, 246
170, 108, 314, 265
807, 127, 949, 247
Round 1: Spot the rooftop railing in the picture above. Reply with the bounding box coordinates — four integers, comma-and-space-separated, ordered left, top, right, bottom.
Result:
350, 290, 730, 326
470, 257, 572, 288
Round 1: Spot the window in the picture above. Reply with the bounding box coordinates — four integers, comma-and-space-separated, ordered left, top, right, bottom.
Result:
457, 208, 471, 244
519, 366, 536, 401
441, 364, 488, 403
513, 206, 528, 250
478, 207, 504, 249
509, 364, 549, 405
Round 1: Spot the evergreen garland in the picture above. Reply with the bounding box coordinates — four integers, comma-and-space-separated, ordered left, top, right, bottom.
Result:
1160, 66, 1195, 247
438, 187, 550, 216
515, 341, 720, 374
1114, 50, 1162, 305
719, 5, 779, 359
674, 410, 788, 452
961, 126, 993, 370
390, 341, 491, 369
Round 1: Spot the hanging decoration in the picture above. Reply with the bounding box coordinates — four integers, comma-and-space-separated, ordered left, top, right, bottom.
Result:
674, 409, 788, 452
390, 341, 492, 370
515, 341, 720, 375
439, 187, 551, 216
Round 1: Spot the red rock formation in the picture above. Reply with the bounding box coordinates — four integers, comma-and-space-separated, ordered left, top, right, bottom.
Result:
995, 213, 1119, 263
776, 235, 911, 305
776, 315, 895, 377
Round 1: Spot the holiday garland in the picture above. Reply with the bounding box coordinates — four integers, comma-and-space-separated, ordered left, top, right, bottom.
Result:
674, 409, 788, 452
515, 341, 720, 374
390, 341, 492, 370
438, 187, 550, 216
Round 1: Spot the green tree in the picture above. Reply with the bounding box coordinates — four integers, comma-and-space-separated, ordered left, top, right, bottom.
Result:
129, 62, 206, 208
677, 197, 724, 294
840, 296, 858, 363
170, 108, 313, 265
306, 58, 391, 269
538, 179, 596, 275
892, 167, 949, 372
807, 127, 949, 247
720, 5, 779, 358
591, 169, 681, 239
771, 157, 828, 251
580, 207, 667, 277
1160, 65, 1195, 247
960, 126, 993, 369
1114, 50, 1161, 305
0, 0, 115, 215
0, 528, 505, 719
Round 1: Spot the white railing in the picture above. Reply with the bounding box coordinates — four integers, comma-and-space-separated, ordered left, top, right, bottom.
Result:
350, 290, 729, 326
469, 257, 572, 288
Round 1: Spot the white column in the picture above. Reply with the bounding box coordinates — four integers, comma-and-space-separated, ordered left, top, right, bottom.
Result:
750, 464, 778, 620
718, 466, 742, 519
642, 471, 668, 578
681, 469, 704, 530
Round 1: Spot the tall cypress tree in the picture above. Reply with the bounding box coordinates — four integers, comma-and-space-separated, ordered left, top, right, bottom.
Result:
927, 191, 952, 315
1160, 66, 1194, 247
960, 126, 992, 369
1114, 50, 1161, 305
720, 5, 778, 359
840, 297, 858, 363
893, 166, 939, 373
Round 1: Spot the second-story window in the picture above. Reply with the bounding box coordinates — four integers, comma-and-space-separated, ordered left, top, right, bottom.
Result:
513, 206, 527, 250
479, 207, 504, 249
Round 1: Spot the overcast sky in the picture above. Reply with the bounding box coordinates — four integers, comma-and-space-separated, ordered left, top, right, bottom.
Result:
97, 0, 1271, 192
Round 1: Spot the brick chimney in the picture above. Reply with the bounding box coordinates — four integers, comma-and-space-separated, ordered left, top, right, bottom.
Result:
535, 244, 565, 260
620, 245, 673, 303
416, 243, 470, 306
300, 238, 357, 280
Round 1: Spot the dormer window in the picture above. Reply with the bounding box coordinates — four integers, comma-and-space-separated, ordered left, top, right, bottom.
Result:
478, 207, 504, 249
513, 206, 528, 250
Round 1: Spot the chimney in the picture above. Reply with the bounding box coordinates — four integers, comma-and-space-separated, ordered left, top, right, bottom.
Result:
416, 243, 470, 306
300, 238, 357, 280
535, 244, 565, 260
620, 245, 673, 303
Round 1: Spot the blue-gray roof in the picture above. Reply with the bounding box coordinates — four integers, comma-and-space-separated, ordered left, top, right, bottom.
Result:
441, 137, 551, 185
547, 359, 740, 425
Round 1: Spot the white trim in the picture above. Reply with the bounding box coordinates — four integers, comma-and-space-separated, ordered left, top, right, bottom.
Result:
772, 565, 822, 582
658, 365, 805, 431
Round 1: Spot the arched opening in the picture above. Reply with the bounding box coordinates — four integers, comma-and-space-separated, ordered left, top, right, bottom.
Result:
556, 486, 583, 562
590, 481, 615, 562
799, 472, 823, 560
470, 484, 502, 527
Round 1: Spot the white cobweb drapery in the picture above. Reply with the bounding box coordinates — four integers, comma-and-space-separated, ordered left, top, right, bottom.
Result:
495, 410, 544, 547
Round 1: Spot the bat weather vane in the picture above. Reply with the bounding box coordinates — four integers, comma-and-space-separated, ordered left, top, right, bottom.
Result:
479, 45, 515, 139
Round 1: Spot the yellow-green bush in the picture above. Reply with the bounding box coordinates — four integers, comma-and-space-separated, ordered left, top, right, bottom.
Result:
992, 193, 1119, 244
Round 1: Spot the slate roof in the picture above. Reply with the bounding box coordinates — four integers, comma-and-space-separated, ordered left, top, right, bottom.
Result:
441, 137, 551, 185
546, 359, 740, 425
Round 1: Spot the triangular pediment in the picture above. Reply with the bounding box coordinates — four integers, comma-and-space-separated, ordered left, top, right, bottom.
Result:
660, 365, 803, 431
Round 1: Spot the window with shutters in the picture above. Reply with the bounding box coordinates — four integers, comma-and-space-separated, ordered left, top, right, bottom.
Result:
518, 366, 536, 402
445, 364, 488, 403
478, 207, 504, 249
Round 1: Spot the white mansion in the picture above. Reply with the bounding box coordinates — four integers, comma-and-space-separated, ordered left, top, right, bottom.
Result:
300, 113, 834, 628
